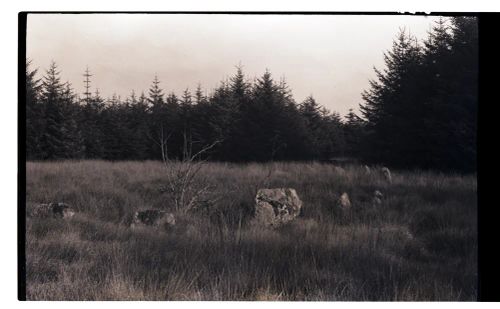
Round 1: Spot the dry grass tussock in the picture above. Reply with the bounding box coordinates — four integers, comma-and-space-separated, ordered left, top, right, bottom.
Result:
25, 160, 477, 300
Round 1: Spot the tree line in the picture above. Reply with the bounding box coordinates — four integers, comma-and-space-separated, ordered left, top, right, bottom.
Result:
25, 16, 477, 172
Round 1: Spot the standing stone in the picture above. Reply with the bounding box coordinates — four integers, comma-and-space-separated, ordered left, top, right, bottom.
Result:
381, 167, 392, 183
338, 192, 351, 210
253, 188, 303, 228
372, 190, 383, 206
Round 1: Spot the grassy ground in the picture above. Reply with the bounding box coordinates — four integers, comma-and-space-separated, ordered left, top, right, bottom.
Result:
25, 161, 477, 300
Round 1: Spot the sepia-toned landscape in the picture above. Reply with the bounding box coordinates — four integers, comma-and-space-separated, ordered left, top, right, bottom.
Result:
23, 14, 478, 301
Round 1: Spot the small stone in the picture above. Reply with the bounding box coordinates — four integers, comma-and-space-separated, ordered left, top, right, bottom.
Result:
381, 167, 392, 183
372, 190, 384, 206
28, 202, 75, 219
54, 203, 75, 219
131, 209, 176, 229
339, 192, 351, 209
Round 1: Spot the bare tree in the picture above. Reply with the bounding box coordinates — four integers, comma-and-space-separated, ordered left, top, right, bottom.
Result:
147, 124, 172, 163
153, 127, 221, 214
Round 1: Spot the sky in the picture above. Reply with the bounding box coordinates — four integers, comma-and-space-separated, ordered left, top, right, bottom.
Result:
27, 14, 441, 116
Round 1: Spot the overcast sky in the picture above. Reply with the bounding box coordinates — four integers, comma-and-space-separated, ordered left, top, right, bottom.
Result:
27, 14, 440, 116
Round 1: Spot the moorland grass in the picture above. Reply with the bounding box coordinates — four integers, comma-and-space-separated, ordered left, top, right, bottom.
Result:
25, 160, 477, 300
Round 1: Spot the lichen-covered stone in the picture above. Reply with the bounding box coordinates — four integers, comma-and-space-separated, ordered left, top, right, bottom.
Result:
253, 188, 302, 228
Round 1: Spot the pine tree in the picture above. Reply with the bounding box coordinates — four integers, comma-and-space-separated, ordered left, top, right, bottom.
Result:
230, 65, 249, 104
26, 60, 42, 159
300, 96, 322, 131
147, 76, 171, 159
299, 96, 345, 160
194, 83, 207, 105
359, 29, 423, 166
416, 18, 456, 168
344, 109, 365, 158
421, 17, 478, 171
61, 81, 85, 158
206, 77, 239, 160
233, 69, 309, 161
180, 88, 193, 158
125, 90, 150, 159
81, 74, 106, 159
447, 16, 477, 172
299, 95, 323, 158
83, 66, 92, 104
359, 19, 477, 171
192, 83, 217, 154
101, 94, 126, 160
39, 61, 68, 159
148, 75, 164, 106
235, 70, 279, 161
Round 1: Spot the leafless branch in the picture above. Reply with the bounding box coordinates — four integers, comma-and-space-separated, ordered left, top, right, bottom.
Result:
155, 130, 222, 213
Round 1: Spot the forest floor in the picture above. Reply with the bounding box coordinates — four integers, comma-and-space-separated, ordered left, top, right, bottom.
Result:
24, 161, 477, 300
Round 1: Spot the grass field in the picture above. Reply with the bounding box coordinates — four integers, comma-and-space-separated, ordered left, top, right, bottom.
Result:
24, 160, 477, 300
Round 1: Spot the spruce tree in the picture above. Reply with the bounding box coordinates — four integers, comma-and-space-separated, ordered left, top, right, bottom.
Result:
148, 75, 164, 106
344, 109, 365, 159
194, 83, 207, 105
39, 61, 67, 159
180, 88, 193, 158
26, 60, 42, 160
447, 17, 478, 172
359, 29, 423, 166
61, 81, 84, 158
82, 88, 106, 158
147, 76, 170, 159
